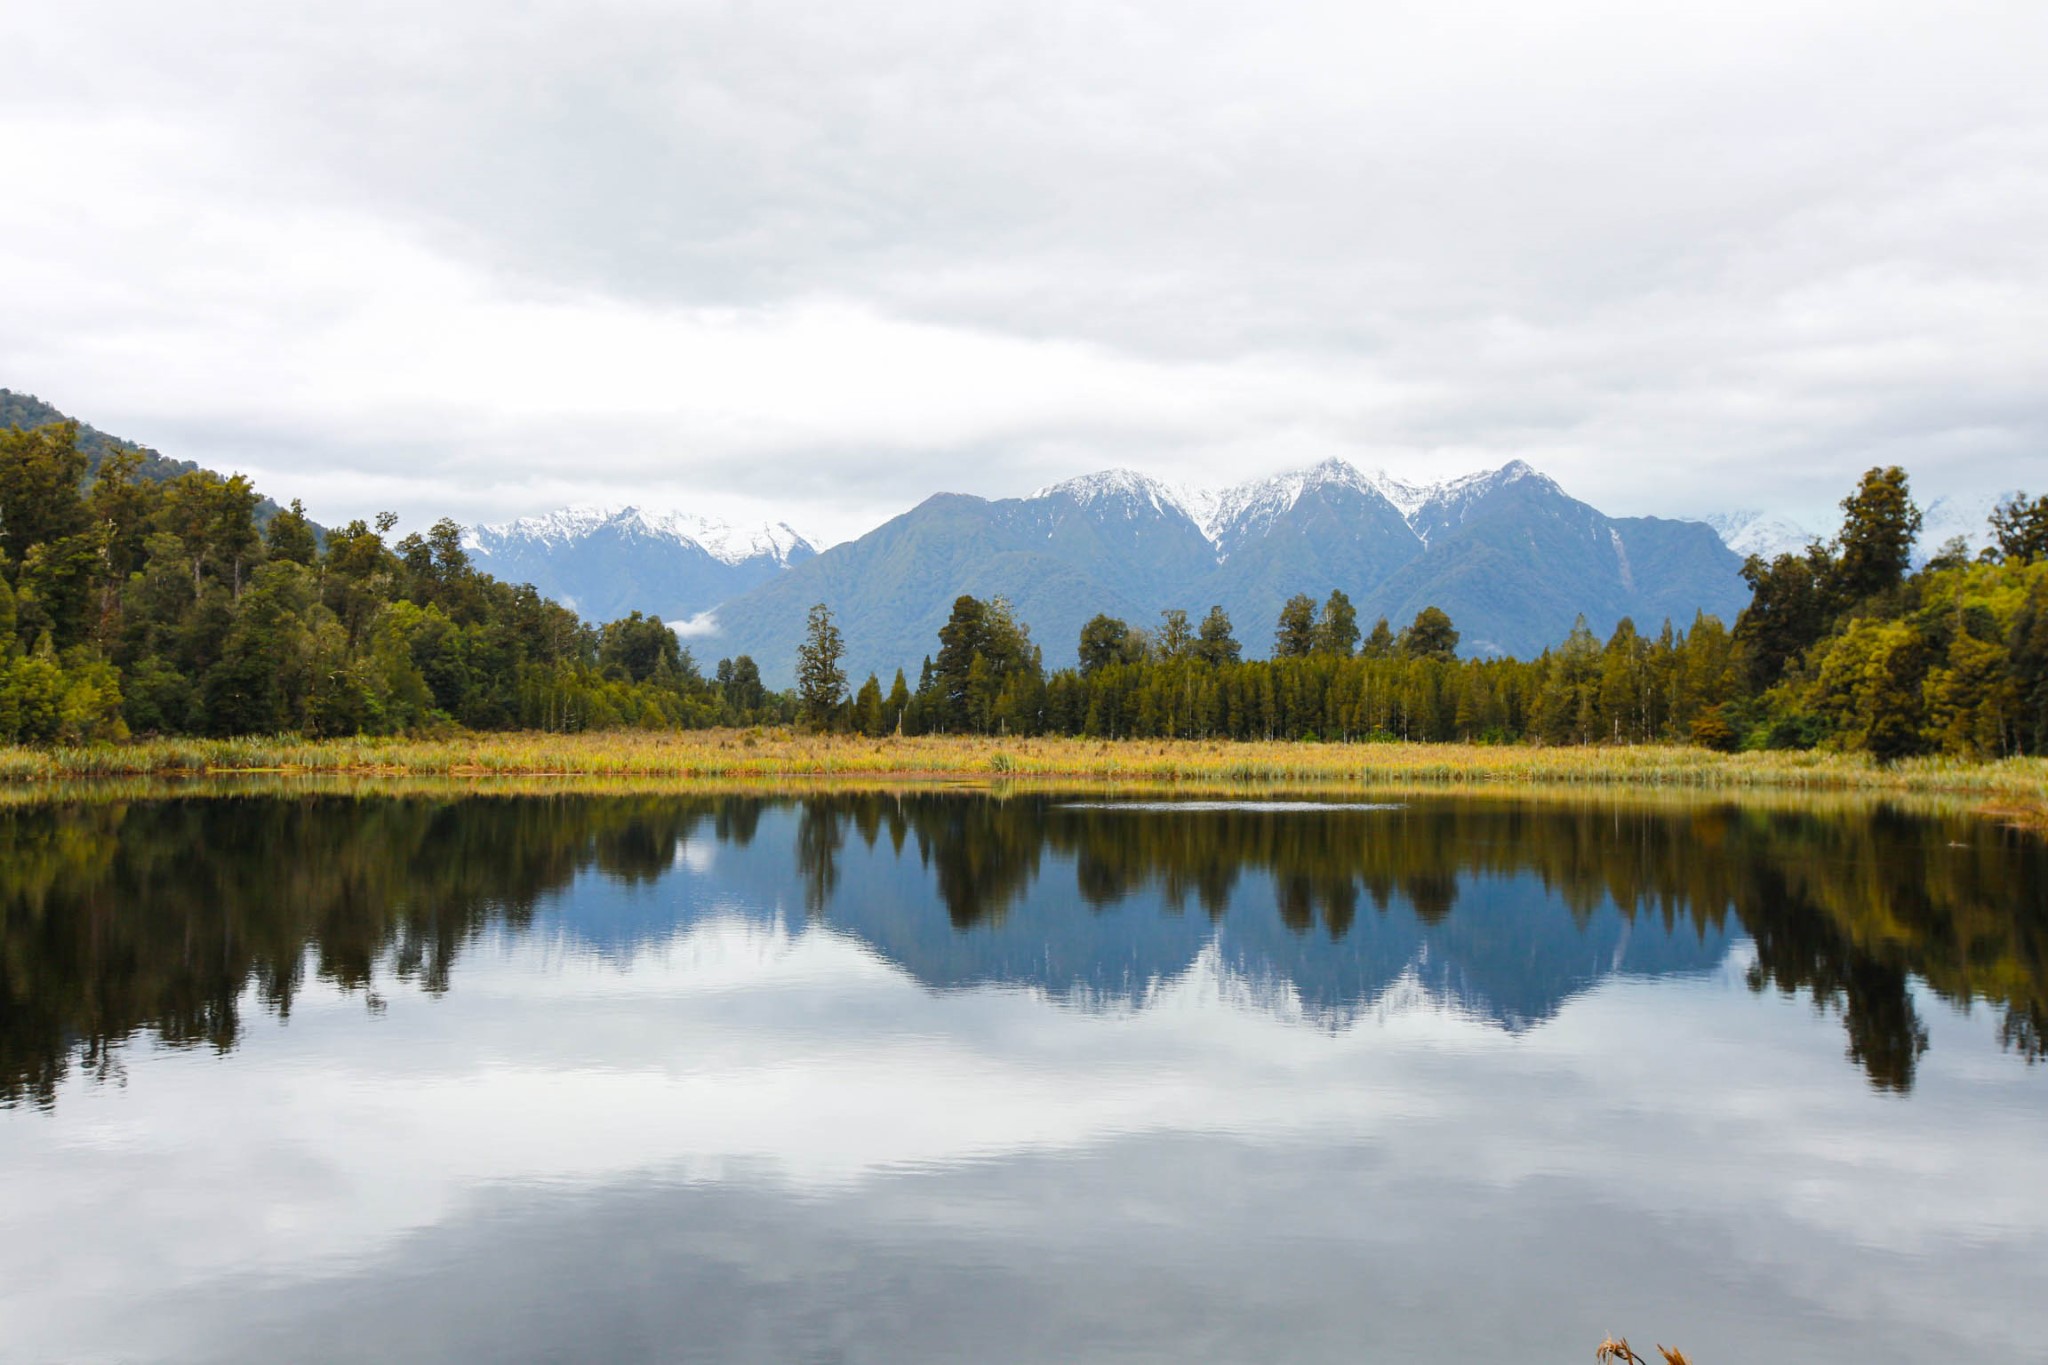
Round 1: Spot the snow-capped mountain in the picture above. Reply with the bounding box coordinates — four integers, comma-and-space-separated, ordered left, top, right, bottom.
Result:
1037, 458, 1560, 558
464, 506, 815, 628
1918, 493, 2008, 562
470, 505, 811, 567
708, 458, 1748, 683
1695, 510, 1819, 562
1031, 469, 1207, 527
477, 461, 2013, 683
1202, 459, 1381, 553
1694, 492, 2011, 566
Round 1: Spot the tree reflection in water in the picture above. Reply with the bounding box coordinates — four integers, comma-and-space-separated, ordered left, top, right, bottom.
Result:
1, 792, 2042, 1108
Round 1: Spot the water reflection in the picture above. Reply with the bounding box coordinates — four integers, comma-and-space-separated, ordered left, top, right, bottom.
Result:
2, 791, 2043, 1108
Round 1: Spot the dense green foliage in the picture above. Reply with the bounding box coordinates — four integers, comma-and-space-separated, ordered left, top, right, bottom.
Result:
828, 467, 2046, 758
0, 409, 2038, 758
848, 595, 1749, 745
0, 388, 289, 523
0, 420, 789, 740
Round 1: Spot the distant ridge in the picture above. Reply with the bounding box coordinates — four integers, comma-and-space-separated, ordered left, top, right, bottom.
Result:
1693, 492, 2009, 567
20, 389, 1999, 679
1027, 457, 1553, 554
463, 505, 816, 627
0, 389, 292, 526
703, 457, 1749, 685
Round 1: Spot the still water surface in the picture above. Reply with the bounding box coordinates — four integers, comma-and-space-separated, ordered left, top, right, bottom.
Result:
2, 790, 2044, 1362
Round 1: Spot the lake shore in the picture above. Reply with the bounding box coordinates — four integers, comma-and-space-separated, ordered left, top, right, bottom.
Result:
0, 729, 2041, 808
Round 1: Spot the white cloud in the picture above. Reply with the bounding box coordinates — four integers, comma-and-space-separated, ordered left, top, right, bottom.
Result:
3, 0, 2046, 543
2, 914, 2042, 1360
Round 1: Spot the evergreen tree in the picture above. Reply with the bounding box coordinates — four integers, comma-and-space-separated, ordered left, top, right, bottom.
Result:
1990, 492, 2048, 565
2009, 579, 2048, 752
1078, 614, 1141, 675
795, 602, 846, 729
933, 594, 1043, 732
1536, 616, 1601, 743
1156, 608, 1194, 661
1273, 594, 1318, 658
1314, 589, 1359, 657
885, 669, 911, 733
853, 673, 885, 736
730, 655, 765, 713
1829, 466, 1921, 609
0, 421, 90, 572
599, 611, 685, 684
1595, 617, 1647, 742
264, 498, 319, 567
1809, 618, 1929, 760
1194, 605, 1240, 665
935, 595, 990, 727
1398, 606, 1459, 662
1361, 617, 1395, 659
715, 654, 767, 721
1732, 546, 1831, 692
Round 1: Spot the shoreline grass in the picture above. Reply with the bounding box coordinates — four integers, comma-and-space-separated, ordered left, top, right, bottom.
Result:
0, 729, 2041, 807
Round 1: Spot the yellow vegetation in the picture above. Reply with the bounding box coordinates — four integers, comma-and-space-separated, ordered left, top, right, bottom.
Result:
0, 729, 2041, 804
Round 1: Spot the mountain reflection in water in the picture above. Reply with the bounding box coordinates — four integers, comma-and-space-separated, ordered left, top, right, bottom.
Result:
2, 791, 2043, 1109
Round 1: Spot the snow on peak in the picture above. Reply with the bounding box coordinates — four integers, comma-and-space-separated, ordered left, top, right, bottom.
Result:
1695, 491, 2010, 566
1031, 468, 1204, 522
466, 505, 814, 567
1024, 457, 1563, 554
1200, 458, 1384, 544
1356, 467, 1435, 520
1693, 510, 1817, 561
1917, 492, 2009, 563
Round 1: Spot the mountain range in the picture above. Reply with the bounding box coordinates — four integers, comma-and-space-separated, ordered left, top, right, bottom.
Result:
462, 507, 815, 627
537, 800, 1736, 1036
14, 389, 2001, 687
1704, 493, 2006, 566
686, 459, 1748, 685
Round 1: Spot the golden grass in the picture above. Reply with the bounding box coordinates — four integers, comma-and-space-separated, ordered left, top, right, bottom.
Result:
0, 770, 2003, 828
0, 729, 2042, 803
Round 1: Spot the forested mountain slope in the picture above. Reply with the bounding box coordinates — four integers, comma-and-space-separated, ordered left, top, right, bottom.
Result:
712, 459, 1748, 685
0, 390, 290, 526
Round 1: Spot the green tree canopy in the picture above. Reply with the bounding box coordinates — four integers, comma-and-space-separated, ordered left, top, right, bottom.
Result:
1314, 589, 1359, 657
1273, 593, 1318, 658
1829, 466, 1921, 608
1398, 606, 1459, 662
1194, 605, 1240, 665
1078, 613, 1144, 675
1991, 492, 2048, 565
796, 602, 846, 729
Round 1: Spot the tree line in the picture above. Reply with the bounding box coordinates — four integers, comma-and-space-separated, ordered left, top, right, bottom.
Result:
3, 411, 2043, 758
7, 792, 2040, 1106
794, 467, 2048, 758
0, 420, 792, 741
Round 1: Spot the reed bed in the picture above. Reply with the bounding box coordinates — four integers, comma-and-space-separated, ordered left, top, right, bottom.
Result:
0, 730, 2042, 806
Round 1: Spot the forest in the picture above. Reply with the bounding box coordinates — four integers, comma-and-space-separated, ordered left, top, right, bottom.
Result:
808, 467, 2048, 759
2, 413, 2043, 759
0, 419, 785, 742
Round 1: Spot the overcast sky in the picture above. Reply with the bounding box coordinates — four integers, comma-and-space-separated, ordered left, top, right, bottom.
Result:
5, 1, 2045, 546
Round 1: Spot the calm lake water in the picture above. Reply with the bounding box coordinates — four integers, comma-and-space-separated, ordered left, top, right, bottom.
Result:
2, 789, 2044, 1363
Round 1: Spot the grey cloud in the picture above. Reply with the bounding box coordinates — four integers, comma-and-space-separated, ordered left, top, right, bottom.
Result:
61, 1134, 2044, 1364
4, 0, 2046, 537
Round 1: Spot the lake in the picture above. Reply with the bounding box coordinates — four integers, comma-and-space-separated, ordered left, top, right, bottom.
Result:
2, 788, 2043, 1362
